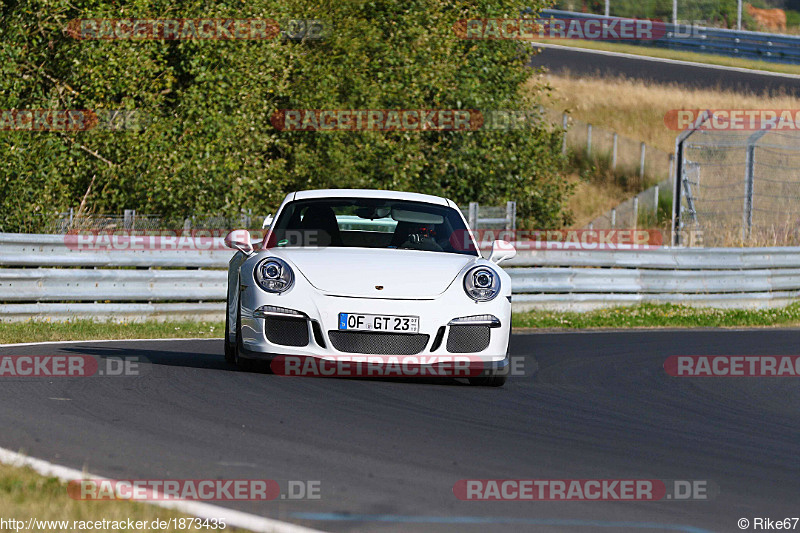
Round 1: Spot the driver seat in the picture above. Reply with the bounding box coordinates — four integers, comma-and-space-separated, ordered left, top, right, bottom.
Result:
299, 205, 343, 247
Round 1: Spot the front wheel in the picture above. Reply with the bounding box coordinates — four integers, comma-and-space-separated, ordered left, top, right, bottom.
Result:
234, 304, 255, 371
224, 294, 236, 364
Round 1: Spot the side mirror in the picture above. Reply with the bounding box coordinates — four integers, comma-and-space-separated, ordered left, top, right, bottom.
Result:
488, 240, 516, 264
224, 229, 254, 255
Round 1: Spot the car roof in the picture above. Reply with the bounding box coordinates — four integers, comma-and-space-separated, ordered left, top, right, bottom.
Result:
291, 189, 453, 207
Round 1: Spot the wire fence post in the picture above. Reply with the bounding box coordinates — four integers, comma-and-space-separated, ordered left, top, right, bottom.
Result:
611, 208, 616, 229
672, 110, 712, 247
468, 202, 478, 230
123, 209, 135, 230
742, 128, 770, 241
668, 153, 674, 185
743, 144, 755, 242
587, 124, 593, 154
505, 201, 517, 231
612, 133, 618, 169
639, 142, 647, 184
561, 113, 568, 155
653, 185, 660, 218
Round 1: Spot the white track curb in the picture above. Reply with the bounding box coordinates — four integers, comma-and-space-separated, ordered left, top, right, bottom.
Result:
0, 447, 326, 533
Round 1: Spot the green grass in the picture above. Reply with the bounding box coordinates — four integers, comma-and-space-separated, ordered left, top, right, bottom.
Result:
533, 39, 800, 76
0, 462, 245, 532
0, 320, 224, 345
2, 305, 800, 345
513, 303, 800, 329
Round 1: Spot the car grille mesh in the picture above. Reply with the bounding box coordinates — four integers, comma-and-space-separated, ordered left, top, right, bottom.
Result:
265, 317, 309, 347
446, 325, 490, 353
328, 331, 430, 355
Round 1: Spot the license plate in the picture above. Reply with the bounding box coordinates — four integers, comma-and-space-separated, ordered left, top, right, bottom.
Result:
338, 313, 419, 333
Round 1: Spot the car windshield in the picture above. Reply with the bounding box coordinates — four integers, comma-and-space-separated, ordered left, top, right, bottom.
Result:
267, 197, 478, 256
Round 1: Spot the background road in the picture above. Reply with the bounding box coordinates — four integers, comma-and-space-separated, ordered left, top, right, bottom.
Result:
528, 44, 800, 96
1, 331, 799, 532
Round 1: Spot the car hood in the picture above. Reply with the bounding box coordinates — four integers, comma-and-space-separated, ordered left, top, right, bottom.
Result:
275, 248, 477, 299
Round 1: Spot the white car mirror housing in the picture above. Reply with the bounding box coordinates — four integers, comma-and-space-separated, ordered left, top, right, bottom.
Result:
488, 240, 516, 264
224, 229, 254, 255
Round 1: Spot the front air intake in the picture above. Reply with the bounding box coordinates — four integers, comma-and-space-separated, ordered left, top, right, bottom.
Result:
265, 316, 309, 347
328, 331, 429, 355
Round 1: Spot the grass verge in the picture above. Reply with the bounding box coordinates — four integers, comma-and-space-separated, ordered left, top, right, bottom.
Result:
532, 71, 800, 154
513, 303, 800, 329
0, 462, 240, 532
0, 320, 223, 345
532, 39, 800, 76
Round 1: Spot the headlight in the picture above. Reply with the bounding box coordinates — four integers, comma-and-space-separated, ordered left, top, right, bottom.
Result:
254, 257, 294, 293
463, 266, 500, 302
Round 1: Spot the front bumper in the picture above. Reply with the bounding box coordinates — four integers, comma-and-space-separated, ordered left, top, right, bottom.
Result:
237, 282, 511, 367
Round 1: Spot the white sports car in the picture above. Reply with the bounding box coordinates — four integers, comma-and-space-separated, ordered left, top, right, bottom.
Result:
223, 189, 516, 386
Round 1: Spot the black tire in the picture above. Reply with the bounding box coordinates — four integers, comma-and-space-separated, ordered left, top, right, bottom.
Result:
224, 294, 236, 364
468, 374, 507, 387
234, 303, 255, 372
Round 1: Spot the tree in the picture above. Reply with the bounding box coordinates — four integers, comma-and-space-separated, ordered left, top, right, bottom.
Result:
0, 0, 570, 232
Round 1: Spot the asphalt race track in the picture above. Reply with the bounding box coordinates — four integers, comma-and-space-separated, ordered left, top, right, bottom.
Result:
2, 330, 800, 532
527, 45, 800, 96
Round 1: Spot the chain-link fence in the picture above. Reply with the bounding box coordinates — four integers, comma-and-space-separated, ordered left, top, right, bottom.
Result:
675, 118, 800, 247
588, 178, 672, 231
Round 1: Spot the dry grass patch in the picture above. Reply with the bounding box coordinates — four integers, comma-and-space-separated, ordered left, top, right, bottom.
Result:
533, 72, 800, 153
566, 174, 631, 227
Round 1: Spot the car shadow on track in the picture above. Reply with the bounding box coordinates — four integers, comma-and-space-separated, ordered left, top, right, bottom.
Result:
58, 344, 477, 386
59, 343, 233, 372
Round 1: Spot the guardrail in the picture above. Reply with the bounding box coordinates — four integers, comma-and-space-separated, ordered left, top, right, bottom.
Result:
539, 9, 800, 65
1, 233, 799, 320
